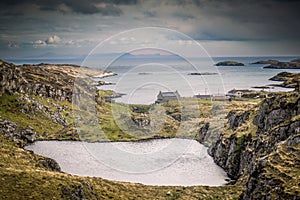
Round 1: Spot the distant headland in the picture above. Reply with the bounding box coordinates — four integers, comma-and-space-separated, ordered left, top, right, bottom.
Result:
251, 58, 300, 69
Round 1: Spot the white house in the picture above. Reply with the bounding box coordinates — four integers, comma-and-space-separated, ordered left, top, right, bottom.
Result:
156, 90, 181, 103
227, 89, 250, 98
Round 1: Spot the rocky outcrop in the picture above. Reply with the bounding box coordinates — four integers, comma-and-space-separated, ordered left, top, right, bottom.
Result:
37, 157, 61, 171
0, 61, 74, 101
131, 113, 150, 127
251, 59, 280, 65
269, 72, 300, 90
0, 60, 112, 102
243, 132, 300, 199
252, 59, 300, 69
226, 111, 250, 131
264, 63, 300, 69
194, 122, 210, 143
61, 178, 95, 200
253, 95, 299, 132
208, 130, 252, 180
206, 92, 300, 199
215, 61, 245, 66
195, 110, 253, 179
16, 94, 68, 126
269, 72, 295, 82
0, 117, 39, 147
61, 185, 85, 200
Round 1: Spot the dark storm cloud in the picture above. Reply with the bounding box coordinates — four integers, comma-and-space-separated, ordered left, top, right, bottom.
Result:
1, 0, 300, 57
172, 12, 194, 20
0, 0, 125, 15
2, 11, 24, 17
174, 0, 300, 41
110, 0, 138, 5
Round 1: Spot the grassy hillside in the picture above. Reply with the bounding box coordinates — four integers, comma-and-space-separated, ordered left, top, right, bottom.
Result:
0, 135, 243, 199
1, 61, 299, 199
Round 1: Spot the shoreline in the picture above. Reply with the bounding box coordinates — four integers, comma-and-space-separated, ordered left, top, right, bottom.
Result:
25, 135, 199, 145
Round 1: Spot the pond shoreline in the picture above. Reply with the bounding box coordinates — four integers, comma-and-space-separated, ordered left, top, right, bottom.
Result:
25, 138, 230, 187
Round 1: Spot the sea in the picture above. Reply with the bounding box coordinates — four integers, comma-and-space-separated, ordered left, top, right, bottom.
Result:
7, 56, 300, 104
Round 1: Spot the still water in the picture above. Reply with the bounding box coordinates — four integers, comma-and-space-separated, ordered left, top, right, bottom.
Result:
25, 138, 229, 186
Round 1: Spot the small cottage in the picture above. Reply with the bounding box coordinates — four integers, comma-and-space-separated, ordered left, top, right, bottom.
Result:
193, 94, 213, 99
156, 90, 180, 103
227, 89, 250, 98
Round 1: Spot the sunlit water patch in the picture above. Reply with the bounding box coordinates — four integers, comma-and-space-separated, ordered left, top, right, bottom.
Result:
25, 138, 229, 186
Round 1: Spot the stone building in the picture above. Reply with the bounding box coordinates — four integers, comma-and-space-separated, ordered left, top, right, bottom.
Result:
155, 90, 180, 103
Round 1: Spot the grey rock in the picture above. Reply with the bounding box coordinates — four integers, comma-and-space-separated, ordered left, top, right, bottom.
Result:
207, 93, 300, 199
0, 117, 39, 146
38, 157, 61, 171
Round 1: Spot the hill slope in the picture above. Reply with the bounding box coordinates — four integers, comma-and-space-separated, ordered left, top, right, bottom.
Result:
0, 60, 299, 199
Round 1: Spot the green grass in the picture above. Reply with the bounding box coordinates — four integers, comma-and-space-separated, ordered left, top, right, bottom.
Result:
77, 96, 216, 142
1, 89, 299, 199
33, 95, 75, 125
0, 93, 62, 136
0, 91, 262, 144
0, 93, 82, 141
263, 142, 300, 197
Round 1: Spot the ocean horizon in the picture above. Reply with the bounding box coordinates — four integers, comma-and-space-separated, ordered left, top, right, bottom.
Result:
6, 55, 300, 104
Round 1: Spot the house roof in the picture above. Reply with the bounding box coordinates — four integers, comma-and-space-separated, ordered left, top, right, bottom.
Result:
194, 94, 212, 98
159, 91, 180, 98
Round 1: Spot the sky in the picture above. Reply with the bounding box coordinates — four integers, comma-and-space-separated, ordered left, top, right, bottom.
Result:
1, 0, 300, 58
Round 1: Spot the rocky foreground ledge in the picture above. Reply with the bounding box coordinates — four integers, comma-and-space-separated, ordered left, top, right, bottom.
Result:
197, 91, 300, 199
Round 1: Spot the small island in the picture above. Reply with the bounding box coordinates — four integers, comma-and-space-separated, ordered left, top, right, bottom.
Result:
252, 58, 300, 69
251, 59, 279, 65
187, 72, 218, 75
215, 61, 244, 66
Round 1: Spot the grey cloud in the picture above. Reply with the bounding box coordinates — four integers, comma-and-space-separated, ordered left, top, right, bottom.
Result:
0, 0, 124, 15
0, 0, 31, 6
95, 4, 123, 16
164, 0, 189, 6
143, 11, 157, 18
187, 0, 300, 41
172, 12, 194, 20
62, 0, 122, 15
2, 11, 24, 17
110, 0, 138, 5
1, 0, 300, 57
